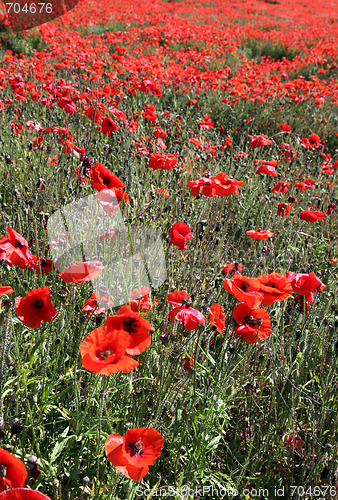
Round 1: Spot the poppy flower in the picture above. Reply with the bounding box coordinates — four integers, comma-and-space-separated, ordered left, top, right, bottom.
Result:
104, 304, 154, 355
299, 208, 326, 222
187, 177, 215, 197
0, 227, 35, 270
256, 273, 293, 306
223, 274, 264, 309
153, 127, 167, 138
286, 271, 326, 302
101, 116, 119, 136
0, 286, 14, 295
80, 327, 139, 374
222, 263, 243, 274
82, 293, 114, 316
294, 295, 310, 314
248, 134, 273, 148
246, 230, 274, 240
0, 447, 28, 492
278, 202, 291, 217
233, 303, 272, 343
271, 181, 290, 194
15, 286, 57, 328
96, 188, 129, 217
105, 427, 164, 482
59, 261, 103, 283
199, 115, 215, 129
279, 123, 291, 133
295, 178, 315, 191
0, 490, 51, 500
167, 292, 205, 330
183, 354, 194, 371
168, 222, 193, 250
255, 159, 277, 176
90, 163, 125, 192
57, 98, 77, 114
129, 288, 159, 313
148, 153, 178, 170
213, 173, 243, 197
209, 303, 225, 334
32, 256, 55, 276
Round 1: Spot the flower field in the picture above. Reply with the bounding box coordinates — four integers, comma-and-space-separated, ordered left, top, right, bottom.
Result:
0, 0, 337, 497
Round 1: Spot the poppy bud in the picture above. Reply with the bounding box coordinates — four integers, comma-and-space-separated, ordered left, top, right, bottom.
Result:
160, 331, 170, 344
0, 420, 5, 439
197, 322, 204, 330
256, 318, 263, 327
5, 155, 12, 165
2, 299, 12, 311
10, 418, 22, 434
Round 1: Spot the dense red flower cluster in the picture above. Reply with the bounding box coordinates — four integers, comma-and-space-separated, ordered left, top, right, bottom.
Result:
188, 173, 243, 197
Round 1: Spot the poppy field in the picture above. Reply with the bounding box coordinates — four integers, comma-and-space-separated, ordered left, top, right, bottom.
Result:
0, 0, 337, 497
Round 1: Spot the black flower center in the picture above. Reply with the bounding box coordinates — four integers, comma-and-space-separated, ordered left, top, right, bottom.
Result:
127, 440, 144, 457
243, 315, 257, 327
34, 299, 44, 309
99, 349, 114, 360
240, 282, 250, 292
102, 176, 110, 185
122, 318, 140, 335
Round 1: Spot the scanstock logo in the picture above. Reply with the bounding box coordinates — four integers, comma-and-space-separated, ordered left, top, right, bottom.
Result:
1, 0, 80, 32
47, 193, 167, 309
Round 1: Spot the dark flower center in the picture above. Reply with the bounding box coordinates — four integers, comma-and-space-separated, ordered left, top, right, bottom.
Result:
122, 317, 140, 335
267, 282, 276, 288
243, 315, 257, 327
99, 349, 114, 360
15, 241, 23, 248
34, 299, 44, 309
127, 440, 144, 457
102, 176, 111, 185
240, 282, 250, 292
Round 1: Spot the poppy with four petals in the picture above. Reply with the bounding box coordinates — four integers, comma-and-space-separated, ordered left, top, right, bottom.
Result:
15, 286, 57, 328
233, 303, 272, 343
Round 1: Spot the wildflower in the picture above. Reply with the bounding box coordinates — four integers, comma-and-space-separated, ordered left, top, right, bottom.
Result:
167, 292, 205, 330
286, 271, 326, 302
90, 163, 125, 192
148, 153, 178, 170
295, 178, 315, 191
0, 228, 35, 270
246, 230, 274, 240
255, 159, 277, 176
209, 303, 225, 334
0, 447, 28, 491
256, 273, 293, 306
299, 209, 325, 222
104, 305, 154, 355
105, 427, 164, 482
80, 327, 139, 374
82, 293, 114, 316
168, 222, 193, 250
284, 434, 303, 451
15, 286, 57, 328
183, 354, 194, 371
233, 303, 272, 343
101, 116, 119, 136
0, 489, 52, 499
279, 123, 291, 133
223, 274, 264, 309
222, 263, 243, 274
59, 261, 103, 283
248, 134, 273, 148
0, 286, 14, 295
278, 203, 291, 217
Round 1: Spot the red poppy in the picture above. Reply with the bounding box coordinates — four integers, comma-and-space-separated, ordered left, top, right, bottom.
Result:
278, 202, 291, 217
299, 209, 325, 222
295, 178, 315, 191
96, 188, 129, 216
0, 286, 14, 295
148, 153, 178, 170
82, 293, 114, 316
101, 116, 119, 136
223, 274, 264, 309
209, 303, 225, 334
286, 271, 326, 302
105, 427, 164, 482
0, 490, 51, 500
256, 273, 293, 306
222, 263, 244, 274
59, 261, 103, 283
32, 256, 55, 276
248, 134, 273, 148
255, 159, 277, 176
167, 292, 205, 330
0, 448, 28, 492
0, 227, 35, 270
90, 163, 125, 192
271, 181, 290, 194
129, 288, 159, 313
104, 304, 154, 355
279, 123, 291, 133
327, 203, 336, 215
233, 303, 272, 343
80, 327, 139, 374
57, 98, 77, 114
15, 286, 57, 328
213, 173, 243, 197
246, 230, 274, 240
183, 354, 194, 371
153, 127, 167, 138
187, 177, 215, 197
168, 222, 193, 250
